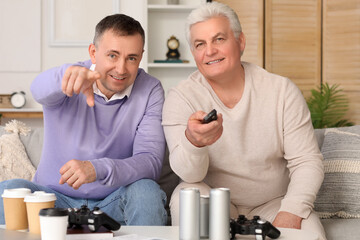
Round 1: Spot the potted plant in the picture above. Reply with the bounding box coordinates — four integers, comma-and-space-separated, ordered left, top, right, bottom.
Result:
306, 83, 354, 129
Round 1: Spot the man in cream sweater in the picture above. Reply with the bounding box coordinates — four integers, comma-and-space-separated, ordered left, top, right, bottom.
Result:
162, 2, 326, 239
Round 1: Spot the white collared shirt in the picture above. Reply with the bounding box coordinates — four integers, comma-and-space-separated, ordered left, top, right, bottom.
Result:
90, 64, 133, 102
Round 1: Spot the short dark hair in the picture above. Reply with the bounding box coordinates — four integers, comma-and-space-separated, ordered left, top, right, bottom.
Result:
93, 14, 145, 47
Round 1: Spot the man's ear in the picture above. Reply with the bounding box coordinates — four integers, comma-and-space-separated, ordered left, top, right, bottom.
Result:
88, 43, 96, 64
238, 32, 246, 56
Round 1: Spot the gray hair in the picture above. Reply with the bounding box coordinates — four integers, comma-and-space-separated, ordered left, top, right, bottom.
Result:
185, 2, 242, 47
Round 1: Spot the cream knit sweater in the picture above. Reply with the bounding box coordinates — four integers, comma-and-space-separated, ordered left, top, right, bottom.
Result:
162, 62, 324, 219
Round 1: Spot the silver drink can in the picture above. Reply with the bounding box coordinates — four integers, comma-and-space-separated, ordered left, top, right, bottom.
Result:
200, 195, 209, 238
180, 188, 200, 240
209, 188, 230, 240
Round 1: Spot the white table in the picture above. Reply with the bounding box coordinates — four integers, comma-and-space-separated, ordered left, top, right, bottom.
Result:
0, 225, 320, 239
113, 226, 320, 240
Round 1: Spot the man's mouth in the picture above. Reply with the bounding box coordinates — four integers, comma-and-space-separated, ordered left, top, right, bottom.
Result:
206, 58, 225, 65
110, 75, 126, 80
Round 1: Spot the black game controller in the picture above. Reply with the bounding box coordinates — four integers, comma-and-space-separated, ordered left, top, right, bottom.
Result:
68, 205, 121, 232
202, 109, 218, 124
230, 215, 281, 240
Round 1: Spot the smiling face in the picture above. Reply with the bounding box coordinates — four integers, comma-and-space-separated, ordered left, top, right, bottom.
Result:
88, 30, 144, 99
190, 16, 245, 82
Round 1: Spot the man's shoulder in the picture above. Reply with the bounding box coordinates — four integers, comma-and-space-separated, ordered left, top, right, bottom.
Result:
171, 70, 205, 93
243, 62, 292, 87
130, 69, 164, 101
135, 69, 162, 86
164, 70, 211, 109
133, 69, 163, 91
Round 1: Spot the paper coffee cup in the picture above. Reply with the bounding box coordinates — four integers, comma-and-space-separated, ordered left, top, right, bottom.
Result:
1, 188, 31, 231
24, 191, 56, 234
39, 208, 69, 240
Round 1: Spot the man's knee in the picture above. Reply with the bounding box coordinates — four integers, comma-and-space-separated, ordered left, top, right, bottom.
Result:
124, 179, 167, 225
126, 179, 166, 202
0, 179, 33, 191
302, 211, 327, 240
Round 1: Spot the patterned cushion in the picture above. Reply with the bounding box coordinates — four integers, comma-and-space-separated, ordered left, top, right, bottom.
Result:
314, 125, 360, 218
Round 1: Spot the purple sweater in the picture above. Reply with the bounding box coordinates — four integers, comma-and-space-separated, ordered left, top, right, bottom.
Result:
31, 60, 166, 199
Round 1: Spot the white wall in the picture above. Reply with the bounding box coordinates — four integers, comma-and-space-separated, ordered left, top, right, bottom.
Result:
0, 0, 148, 127
0, 0, 139, 108
0, 0, 202, 127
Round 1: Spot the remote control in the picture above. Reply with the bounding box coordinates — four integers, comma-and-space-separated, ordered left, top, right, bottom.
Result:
202, 109, 217, 124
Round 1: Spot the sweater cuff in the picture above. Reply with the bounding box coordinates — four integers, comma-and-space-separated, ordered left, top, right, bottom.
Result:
89, 159, 107, 181
279, 198, 312, 219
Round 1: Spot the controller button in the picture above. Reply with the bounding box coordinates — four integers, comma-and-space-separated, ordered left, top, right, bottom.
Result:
89, 225, 95, 231
88, 219, 95, 223
257, 220, 266, 224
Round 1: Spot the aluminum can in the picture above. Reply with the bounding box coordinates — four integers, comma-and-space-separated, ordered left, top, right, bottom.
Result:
180, 188, 200, 240
200, 195, 209, 238
209, 188, 230, 240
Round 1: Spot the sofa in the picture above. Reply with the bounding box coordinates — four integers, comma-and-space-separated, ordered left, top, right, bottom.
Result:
0, 121, 359, 240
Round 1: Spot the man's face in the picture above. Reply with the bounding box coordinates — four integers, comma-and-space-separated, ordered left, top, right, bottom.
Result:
89, 30, 144, 99
190, 16, 245, 81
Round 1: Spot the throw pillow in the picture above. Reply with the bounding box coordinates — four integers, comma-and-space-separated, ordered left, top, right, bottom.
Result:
0, 120, 36, 181
19, 127, 44, 168
314, 125, 360, 219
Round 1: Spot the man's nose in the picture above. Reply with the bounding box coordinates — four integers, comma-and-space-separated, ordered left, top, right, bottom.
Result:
115, 59, 126, 73
205, 43, 217, 56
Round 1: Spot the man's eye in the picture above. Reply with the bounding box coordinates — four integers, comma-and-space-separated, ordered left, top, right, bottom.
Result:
129, 57, 136, 61
109, 54, 116, 59
195, 42, 204, 49
215, 38, 225, 43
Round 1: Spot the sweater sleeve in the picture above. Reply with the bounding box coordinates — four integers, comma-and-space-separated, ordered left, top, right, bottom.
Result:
31, 60, 92, 107
162, 88, 210, 183
279, 80, 324, 219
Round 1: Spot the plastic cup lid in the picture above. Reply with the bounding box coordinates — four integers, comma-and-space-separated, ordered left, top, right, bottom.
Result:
39, 208, 68, 217
1, 188, 31, 198
24, 191, 57, 203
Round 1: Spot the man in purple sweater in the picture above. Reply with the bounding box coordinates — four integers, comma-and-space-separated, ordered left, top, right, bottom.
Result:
0, 14, 167, 225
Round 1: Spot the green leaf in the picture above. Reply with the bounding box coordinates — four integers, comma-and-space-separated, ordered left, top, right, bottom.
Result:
306, 83, 354, 129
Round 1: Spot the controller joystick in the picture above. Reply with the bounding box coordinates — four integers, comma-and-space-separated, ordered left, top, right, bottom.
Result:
68, 205, 121, 232
230, 215, 281, 240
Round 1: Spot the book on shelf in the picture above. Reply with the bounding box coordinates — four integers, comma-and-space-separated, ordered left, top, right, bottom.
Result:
66, 225, 114, 240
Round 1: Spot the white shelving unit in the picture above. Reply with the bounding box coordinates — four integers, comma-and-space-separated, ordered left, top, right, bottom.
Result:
145, 0, 206, 94
109, 0, 206, 94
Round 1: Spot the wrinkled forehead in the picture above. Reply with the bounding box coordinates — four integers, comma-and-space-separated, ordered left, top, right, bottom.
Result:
189, 16, 232, 40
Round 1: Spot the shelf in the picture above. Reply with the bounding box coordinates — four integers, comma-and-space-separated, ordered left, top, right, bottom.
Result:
0, 108, 42, 112
148, 62, 197, 68
0, 108, 43, 119
146, 0, 204, 93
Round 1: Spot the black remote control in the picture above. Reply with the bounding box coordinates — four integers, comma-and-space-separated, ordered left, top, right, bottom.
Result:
202, 109, 218, 124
